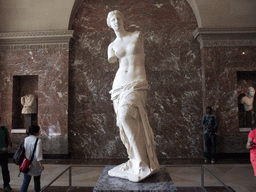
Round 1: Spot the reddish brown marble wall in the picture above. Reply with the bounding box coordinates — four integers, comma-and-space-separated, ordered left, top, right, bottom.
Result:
0, 0, 253, 160
69, 0, 202, 159
0, 48, 69, 155
202, 47, 256, 153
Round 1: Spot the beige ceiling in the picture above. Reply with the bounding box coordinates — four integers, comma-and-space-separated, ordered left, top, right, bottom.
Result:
0, 0, 255, 33
188, 0, 256, 28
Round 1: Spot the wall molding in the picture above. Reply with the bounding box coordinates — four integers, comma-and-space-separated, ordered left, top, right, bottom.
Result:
193, 27, 256, 48
0, 30, 77, 51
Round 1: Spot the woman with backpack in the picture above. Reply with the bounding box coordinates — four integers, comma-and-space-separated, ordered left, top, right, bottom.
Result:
21, 125, 44, 192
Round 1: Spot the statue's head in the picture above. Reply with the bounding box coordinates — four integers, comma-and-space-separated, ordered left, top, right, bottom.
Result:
107, 10, 124, 28
248, 86, 255, 97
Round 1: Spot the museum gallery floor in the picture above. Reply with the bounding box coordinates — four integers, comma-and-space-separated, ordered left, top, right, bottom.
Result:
0, 160, 254, 192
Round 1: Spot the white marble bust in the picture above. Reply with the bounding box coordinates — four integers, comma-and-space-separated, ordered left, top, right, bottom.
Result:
21, 94, 37, 114
241, 87, 255, 111
107, 10, 160, 182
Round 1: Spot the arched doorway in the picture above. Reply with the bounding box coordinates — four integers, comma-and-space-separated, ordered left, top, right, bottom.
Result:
68, 0, 201, 160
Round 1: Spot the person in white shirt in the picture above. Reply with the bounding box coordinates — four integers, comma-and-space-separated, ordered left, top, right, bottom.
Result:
21, 125, 44, 192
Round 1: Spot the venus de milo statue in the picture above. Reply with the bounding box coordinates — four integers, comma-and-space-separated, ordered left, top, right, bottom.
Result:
107, 10, 160, 182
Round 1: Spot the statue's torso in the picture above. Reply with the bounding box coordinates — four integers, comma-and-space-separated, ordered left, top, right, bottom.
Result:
242, 96, 254, 111
110, 31, 146, 89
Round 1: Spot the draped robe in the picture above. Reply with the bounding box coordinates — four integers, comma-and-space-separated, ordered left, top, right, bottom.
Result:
109, 79, 159, 174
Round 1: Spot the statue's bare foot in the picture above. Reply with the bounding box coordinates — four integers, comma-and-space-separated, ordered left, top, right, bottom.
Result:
108, 161, 159, 182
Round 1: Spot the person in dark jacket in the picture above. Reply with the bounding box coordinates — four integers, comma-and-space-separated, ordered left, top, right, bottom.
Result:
0, 119, 12, 191
202, 107, 217, 163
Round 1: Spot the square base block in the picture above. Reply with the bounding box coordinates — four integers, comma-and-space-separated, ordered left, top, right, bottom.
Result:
93, 166, 177, 192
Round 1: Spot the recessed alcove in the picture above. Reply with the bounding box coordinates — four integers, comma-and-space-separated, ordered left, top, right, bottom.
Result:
237, 71, 256, 131
12, 75, 38, 130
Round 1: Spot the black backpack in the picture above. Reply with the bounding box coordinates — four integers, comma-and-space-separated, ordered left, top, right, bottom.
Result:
13, 141, 25, 165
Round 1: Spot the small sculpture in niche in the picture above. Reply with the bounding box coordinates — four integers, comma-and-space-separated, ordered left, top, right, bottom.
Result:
21, 94, 37, 114
240, 87, 255, 127
106, 10, 160, 182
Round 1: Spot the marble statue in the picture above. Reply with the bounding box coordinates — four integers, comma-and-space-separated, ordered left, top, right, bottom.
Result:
21, 94, 37, 114
241, 87, 255, 111
241, 87, 255, 127
107, 10, 160, 182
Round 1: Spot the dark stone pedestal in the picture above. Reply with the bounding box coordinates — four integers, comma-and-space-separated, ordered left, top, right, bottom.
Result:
24, 114, 32, 129
93, 166, 177, 192
24, 114, 37, 129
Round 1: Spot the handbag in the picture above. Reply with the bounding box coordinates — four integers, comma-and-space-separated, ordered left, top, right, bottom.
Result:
13, 141, 25, 165
18, 138, 39, 176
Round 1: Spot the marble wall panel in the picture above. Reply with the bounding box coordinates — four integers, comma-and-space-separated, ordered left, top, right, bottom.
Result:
0, 49, 69, 155
69, 0, 202, 159
202, 47, 256, 153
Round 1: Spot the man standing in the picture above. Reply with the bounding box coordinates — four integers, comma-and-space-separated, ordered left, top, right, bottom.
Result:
201, 107, 218, 163
0, 118, 12, 191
